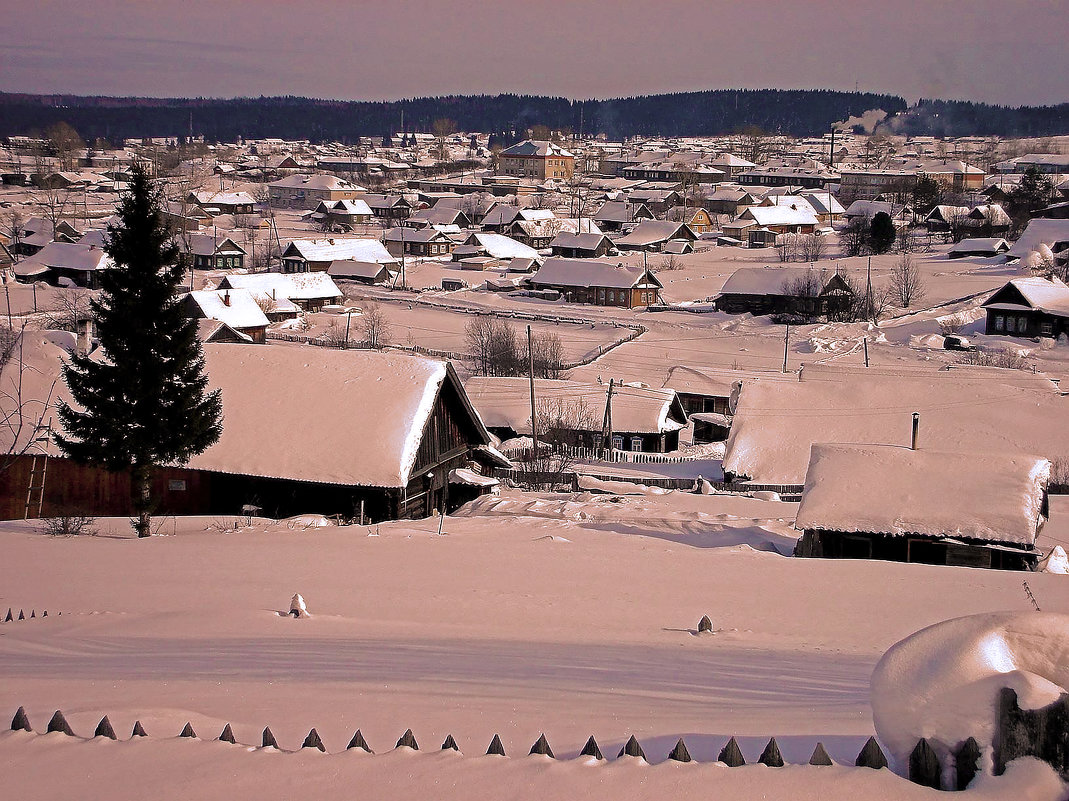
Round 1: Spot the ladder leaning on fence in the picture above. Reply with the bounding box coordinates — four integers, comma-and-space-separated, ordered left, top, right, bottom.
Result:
23, 418, 54, 520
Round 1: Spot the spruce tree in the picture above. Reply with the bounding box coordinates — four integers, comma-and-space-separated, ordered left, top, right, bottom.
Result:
55, 163, 222, 537
869, 211, 897, 254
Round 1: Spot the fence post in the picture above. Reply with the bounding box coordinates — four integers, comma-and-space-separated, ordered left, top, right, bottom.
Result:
908, 738, 941, 788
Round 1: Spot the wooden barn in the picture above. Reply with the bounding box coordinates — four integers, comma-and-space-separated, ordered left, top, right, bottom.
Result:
794, 444, 1049, 571
0, 337, 509, 523
982, 277, 1069, 339
714, 266, 852, 317
464, 377, 688, 453
528, 258, 662, 308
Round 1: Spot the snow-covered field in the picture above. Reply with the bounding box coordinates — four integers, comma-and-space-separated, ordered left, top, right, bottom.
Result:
2, 490, 1068, 799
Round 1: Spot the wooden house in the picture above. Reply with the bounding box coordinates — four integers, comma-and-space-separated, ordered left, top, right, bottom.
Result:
614, 221, 697, 252
666, 207, 714, 233
795, 444, 1049, 571
982, 277, 1069, 339
187, 190, 257, 216
528, 258, 662, 308
662, 366, 737, 443
216, 272, 342, 313
326, 260, 395, 284
310, 199, 374, 228
714, 266, 852, 317
383, 227, 457, 258
593, 200, 654, 232
362, 193, 412, 221
281, 238, 397, 273
180, 235, 246, 271
0, 338, 510, 522
182, 288, 270, 343
549, 232, 613, 259
464, 377, 687, 453
13, 241, 112, 288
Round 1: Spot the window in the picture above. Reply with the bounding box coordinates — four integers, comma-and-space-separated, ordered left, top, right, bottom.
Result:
994, 315, 1004, 331
612, 435, 624, 450
1006, 316, 1016, 332
608, 291, 616, 303
630, 437, 643, 452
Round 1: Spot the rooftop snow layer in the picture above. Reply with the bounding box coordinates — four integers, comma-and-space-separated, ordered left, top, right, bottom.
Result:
795, 443, 1049, 545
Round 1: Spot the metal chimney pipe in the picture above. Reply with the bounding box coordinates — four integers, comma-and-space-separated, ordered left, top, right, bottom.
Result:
911, 412, 919, 450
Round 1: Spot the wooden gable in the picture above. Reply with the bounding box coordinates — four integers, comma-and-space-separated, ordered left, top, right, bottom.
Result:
983, 283, 1033, 310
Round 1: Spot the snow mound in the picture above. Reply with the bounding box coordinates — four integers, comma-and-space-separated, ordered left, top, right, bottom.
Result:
1039, 546, 1069, 574
281, 514, 335, 529
871, 612, 1069, 775
288, 593, 309, 617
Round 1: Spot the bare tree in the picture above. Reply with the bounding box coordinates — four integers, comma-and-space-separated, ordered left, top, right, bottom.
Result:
465, 316, 521, 376
4, 210, 25, 261
798, 233, 826, 262
776, 234, 798, 263
525, 395, 597, 488
360, 303, 392, 349
530, 330, 566, 379
432, 118, 458, 162
39, 184, 73, 237
889, 253, 927, 308
44, 121, 86, 172
839, 215, 870, 257
42, 287, 94, 331
660, 254, 683, 271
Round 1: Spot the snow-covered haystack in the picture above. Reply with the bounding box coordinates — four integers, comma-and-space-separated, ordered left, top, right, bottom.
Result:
288, 593, 309, 618
871, 612, 1069, 777
1039, 546, 1069, 574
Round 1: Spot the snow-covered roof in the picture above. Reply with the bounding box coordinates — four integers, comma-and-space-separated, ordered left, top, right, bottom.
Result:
983, 277, 1069, 316
188, 235, 246, 257
327, 198, 373, 216
742, 206, 819, 228
530, 258, 661, 290
284, 238, 397, 264
217, 272, 342, 301
795, 444, 1049, 546
270, 174, 364, 192
723, 365, 1069, 484
948, 237, 1009, 255
1010, 219, 1069, 258
16, 241, 112, 274
717, 266, 838, 297
464, 377, 686, 435
184, 288, 270, 330
465, 233, 538, 260
662, 365, 738, 398
185, 346, 476, 488
500, 140, 574, 158
615, 221, 694, 247
326, 260, 392, 280
549, 232, 610, 250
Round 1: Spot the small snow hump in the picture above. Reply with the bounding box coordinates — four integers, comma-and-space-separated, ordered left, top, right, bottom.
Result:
486, 734, 506, 756
719, 737, 746, 767
758, 737, 784, 767
218, 723, 236, 744
668, 738, 692, 762
11, 706, 32, 732
580, 735, 604, 760
47, 710, 74, 736
697, 615, 713, 633
94, 715, 117, 740
302, 728, 326, 752
441, 734, 459, 752
348, 730, 373, 752
289, 593, 308, 618
809, 742, 834, 765
179, 722, 197, 739
395, 728, 419, 750
856, 736, 888, 769
261, 726, 279, 749
131, 720, 148, 737
529, 733, 554, 758
618, 734, 646, 760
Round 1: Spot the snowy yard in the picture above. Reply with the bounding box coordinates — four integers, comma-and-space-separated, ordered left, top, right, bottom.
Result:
2, 490, 1068, 799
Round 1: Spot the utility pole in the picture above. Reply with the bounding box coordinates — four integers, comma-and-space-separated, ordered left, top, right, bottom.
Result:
863, 336, 869, 367
345, 310, 353, 347
602, 378, 615, 459
783, 321, 790, 373
527, 325, 539, 462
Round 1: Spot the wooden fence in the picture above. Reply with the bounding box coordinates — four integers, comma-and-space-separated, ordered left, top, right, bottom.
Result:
6, 701, 1021, 790
493, 467, 803, 498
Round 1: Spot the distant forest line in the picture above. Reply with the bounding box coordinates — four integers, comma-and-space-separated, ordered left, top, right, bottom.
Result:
1, 89, 1067, 144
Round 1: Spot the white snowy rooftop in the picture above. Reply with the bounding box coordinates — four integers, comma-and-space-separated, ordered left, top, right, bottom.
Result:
796, 443, 1049, 546
217, 272, 342, 301
184, 288, 269, 330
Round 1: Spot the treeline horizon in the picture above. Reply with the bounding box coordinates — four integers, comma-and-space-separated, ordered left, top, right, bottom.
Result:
1, 89, 1067, 144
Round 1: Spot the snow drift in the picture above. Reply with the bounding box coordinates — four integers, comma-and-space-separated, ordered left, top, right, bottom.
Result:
871, 612, 1069, 778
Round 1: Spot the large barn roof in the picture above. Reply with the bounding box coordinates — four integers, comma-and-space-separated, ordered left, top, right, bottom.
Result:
795, 444, 1049, 546
723, 364, 1069, 484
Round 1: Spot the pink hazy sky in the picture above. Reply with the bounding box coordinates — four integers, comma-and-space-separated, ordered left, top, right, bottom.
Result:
3, 1, 1067, 106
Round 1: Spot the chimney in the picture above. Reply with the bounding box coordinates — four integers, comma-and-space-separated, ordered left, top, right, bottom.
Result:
223, 291, 231, 307
76, 317, 94, 358
911, 412, 919, 450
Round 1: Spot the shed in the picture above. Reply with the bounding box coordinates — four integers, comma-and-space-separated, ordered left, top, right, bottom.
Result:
795, 444, 1049, 570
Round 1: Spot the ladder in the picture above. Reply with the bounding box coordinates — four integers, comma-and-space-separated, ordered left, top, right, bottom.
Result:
23, 420, 53, 520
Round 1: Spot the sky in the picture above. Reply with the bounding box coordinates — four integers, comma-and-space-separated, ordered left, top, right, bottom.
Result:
3, 1, 1067, 107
